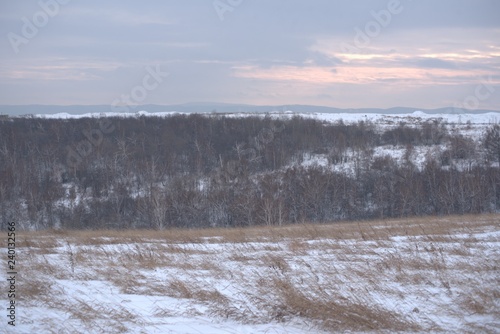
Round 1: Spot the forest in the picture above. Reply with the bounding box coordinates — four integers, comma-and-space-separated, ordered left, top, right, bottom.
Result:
0, 113, 499, 230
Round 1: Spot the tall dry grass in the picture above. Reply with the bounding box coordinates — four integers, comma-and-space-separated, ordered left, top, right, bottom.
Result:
10, 213, 500, 333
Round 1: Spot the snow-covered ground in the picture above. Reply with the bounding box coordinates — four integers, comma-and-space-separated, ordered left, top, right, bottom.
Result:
2, 215, 499, 333
299, 110, 500, 125
34, 109, 500, 125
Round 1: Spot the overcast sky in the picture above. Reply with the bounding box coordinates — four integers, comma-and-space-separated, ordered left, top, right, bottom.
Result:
1, 0, 499, 110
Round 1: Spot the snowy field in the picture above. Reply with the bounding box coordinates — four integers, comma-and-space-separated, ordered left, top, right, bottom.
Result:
2, 214, 499, 333
35, 109, 500, 126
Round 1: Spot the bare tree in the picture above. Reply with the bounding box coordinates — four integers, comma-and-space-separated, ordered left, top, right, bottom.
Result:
483, 124, 500, 163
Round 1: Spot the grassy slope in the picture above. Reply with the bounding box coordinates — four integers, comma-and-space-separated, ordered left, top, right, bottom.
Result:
4, 214, 500, 333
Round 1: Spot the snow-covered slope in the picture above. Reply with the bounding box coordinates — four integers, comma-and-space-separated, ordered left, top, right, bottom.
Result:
34, 109, 500, 125
3, 216, 499, 333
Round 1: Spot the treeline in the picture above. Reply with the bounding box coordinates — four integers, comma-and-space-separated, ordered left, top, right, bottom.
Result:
0, 114, 498, 230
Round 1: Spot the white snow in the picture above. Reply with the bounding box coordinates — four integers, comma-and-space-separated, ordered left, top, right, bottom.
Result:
33, 109, 500, 126
2, 218, 499, 333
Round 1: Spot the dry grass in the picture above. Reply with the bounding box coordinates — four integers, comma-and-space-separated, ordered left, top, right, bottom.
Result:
267, 277, 419, 332
9, 213, 500, 333
17, 276, 53, 301
17, 213, 499, 242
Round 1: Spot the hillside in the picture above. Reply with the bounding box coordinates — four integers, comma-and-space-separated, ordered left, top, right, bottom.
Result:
0, 111, 499, 230
3, 215, 499, 333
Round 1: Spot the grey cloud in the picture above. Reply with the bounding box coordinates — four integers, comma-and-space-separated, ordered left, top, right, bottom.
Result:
0, 0, 499, 109
415, 58, 458, 69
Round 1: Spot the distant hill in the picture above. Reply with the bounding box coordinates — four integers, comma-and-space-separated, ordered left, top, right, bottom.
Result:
0, 103, 498, 117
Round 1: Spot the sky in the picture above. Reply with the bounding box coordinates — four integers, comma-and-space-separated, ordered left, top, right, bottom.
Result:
0, 0, 499, 110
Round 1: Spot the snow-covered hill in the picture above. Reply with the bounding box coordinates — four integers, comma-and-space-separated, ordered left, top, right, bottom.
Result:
32, 109, 500, 124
